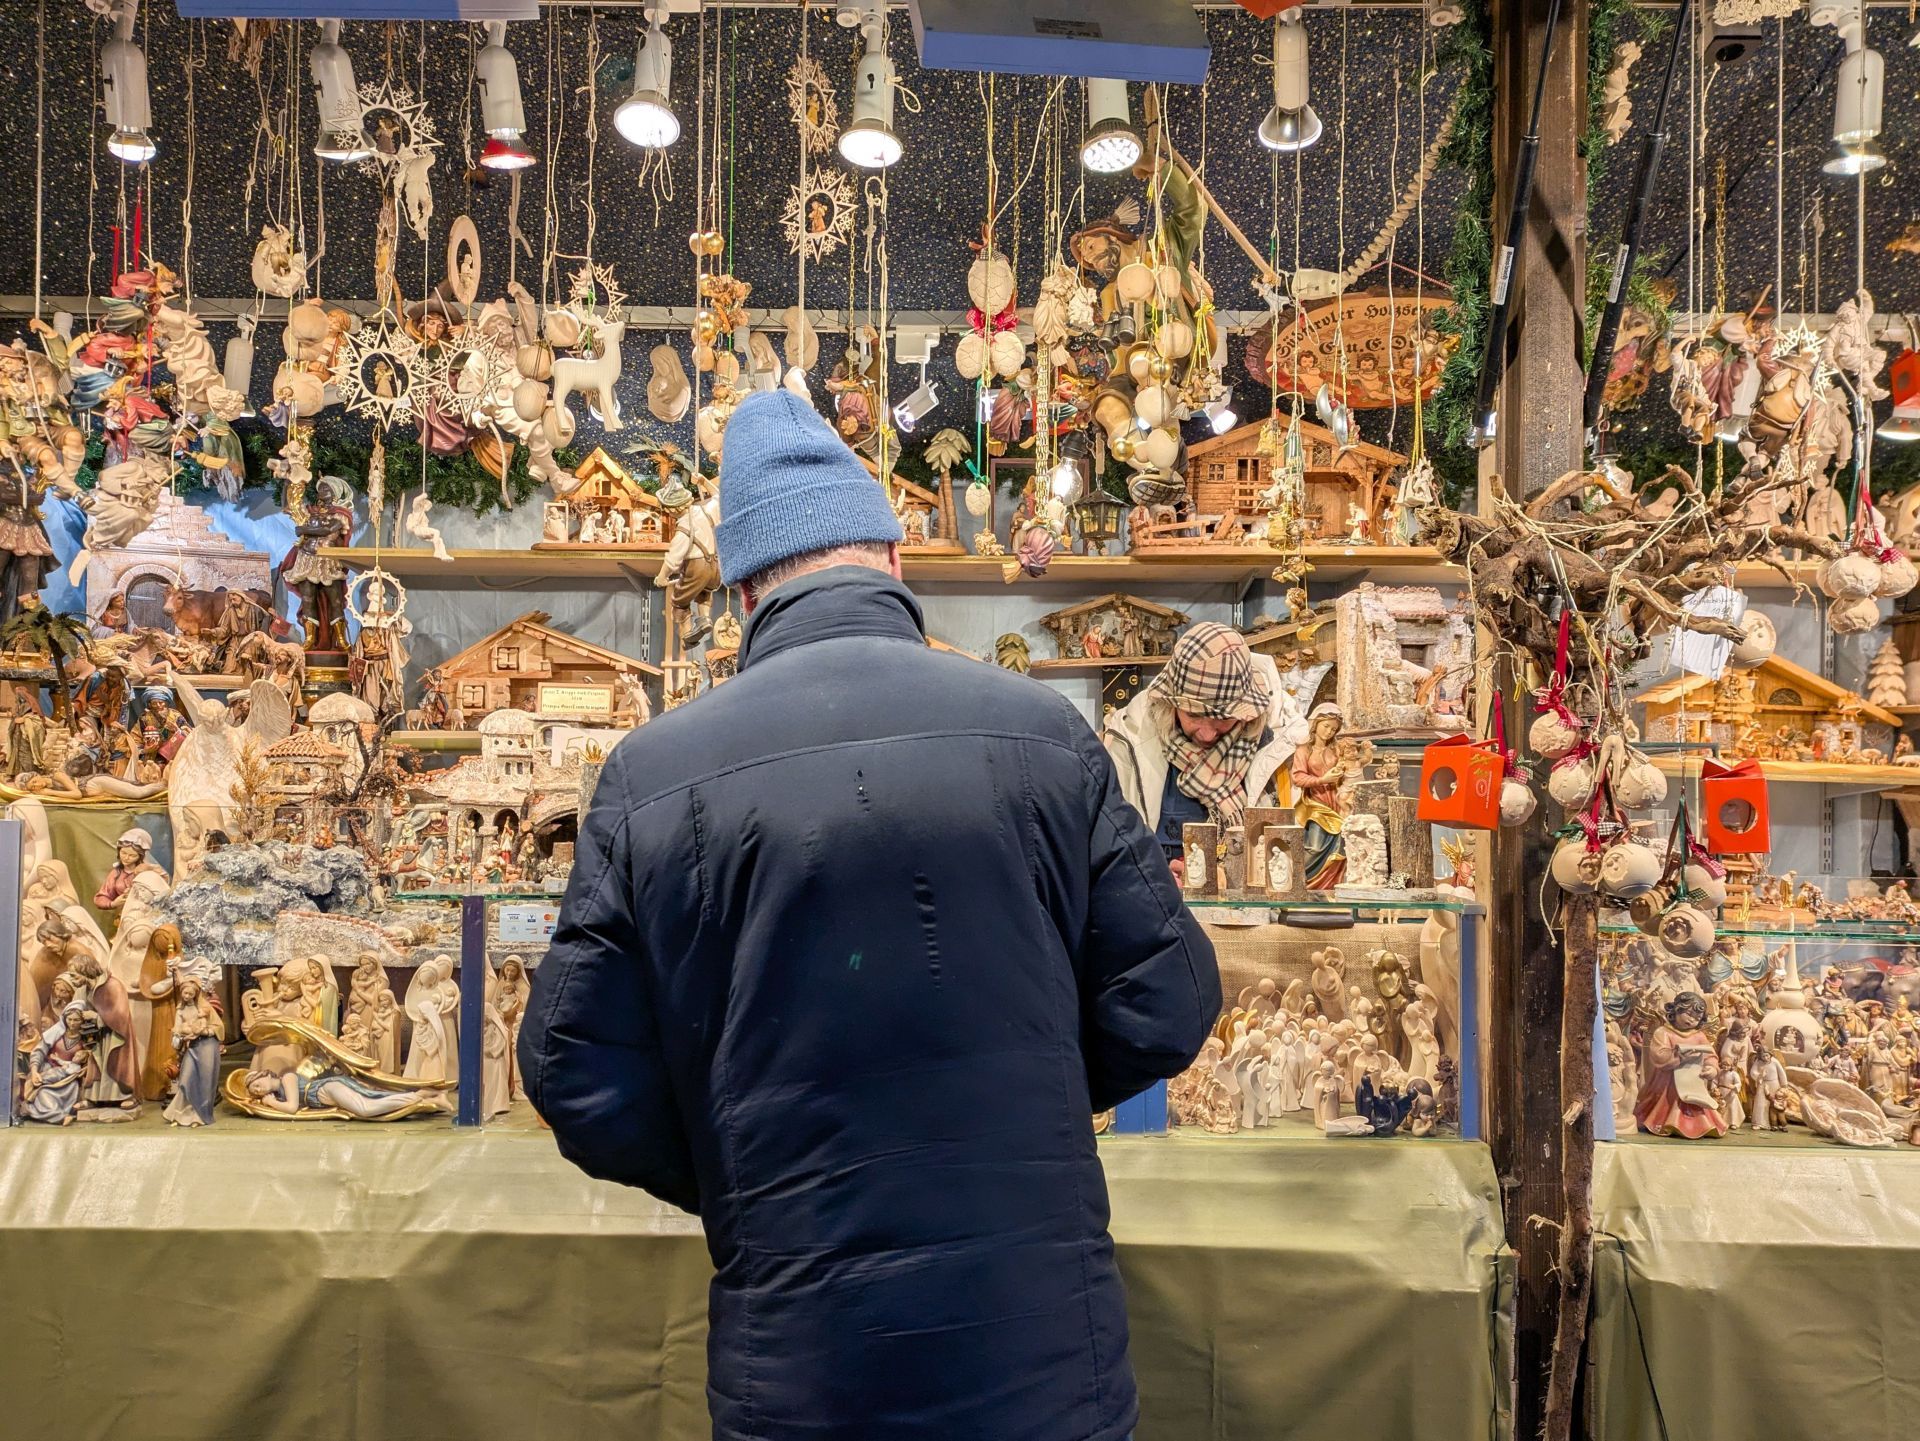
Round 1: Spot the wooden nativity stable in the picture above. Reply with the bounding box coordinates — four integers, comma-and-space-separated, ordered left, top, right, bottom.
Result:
1176, 417, 1407, 545
538, 448, 677, 549
438, 612, 662, 727
1037, 593, 1189, 663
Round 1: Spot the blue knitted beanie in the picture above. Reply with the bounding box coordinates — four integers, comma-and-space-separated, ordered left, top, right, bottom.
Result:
714, 389, 905, 586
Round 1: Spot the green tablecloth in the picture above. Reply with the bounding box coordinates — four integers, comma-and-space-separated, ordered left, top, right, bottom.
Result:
1589, 1135, 1920, 1441
0, 1118, 1511, 1441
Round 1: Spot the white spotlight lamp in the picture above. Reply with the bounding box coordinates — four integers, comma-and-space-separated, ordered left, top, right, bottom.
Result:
1819, 0, 1886, 175
1879, 349, 1920, 443
893, 368, 940, 434
311, 21, 371, 163
1259, 12, 1322, 154
1204, 395, 1238, 435
477, 22, 536, 171
615, 9, 680, 150
102, 11, 156, 164
1082, 79, 1141, 174
839, 9, 902, 169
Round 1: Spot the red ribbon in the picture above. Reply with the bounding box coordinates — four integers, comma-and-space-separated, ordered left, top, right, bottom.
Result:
967, 303, 1019, 337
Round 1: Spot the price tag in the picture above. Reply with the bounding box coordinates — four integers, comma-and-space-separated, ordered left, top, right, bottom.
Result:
497, 903, 560, 945
1672, 586, 1746, 680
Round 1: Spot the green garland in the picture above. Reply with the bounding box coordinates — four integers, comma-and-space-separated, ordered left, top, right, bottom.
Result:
1424, 0, 1495, 504
1583, 2, 1668, 198
238, 420, 578, 518
1582, 244, 1673, 371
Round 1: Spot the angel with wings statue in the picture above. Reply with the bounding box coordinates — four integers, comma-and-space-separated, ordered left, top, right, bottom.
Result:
166, 673, 293, 880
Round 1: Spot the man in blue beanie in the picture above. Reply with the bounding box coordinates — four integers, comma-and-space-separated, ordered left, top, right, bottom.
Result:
522, 388, 1219, 1441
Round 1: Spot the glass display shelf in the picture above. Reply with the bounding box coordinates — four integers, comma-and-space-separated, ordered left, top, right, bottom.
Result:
1186, 895, 1481, 916
1601, 918, 1920, 944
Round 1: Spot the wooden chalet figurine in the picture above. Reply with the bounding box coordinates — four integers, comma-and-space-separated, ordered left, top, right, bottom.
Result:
1135, 418, 1407, 551
1037, 594, 1188, 665
1636, 654, 1899, 762
538, 449, 677, 550
438, 612, 662, 728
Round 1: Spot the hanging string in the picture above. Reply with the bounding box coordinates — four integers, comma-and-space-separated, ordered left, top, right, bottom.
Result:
1774, 20, 1784, 321
32, 0, 44, 318
1384, 52, 1403, 451
583, 12, 600, 266
180, 19, 202, 303
796, 1, 809, 363
86, 11, 99, 318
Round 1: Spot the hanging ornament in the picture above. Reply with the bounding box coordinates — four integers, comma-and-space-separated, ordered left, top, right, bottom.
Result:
565, 260, 629, 320
783, 167, 857, 263
786, 56, 840, 156
333, 312, 426, 427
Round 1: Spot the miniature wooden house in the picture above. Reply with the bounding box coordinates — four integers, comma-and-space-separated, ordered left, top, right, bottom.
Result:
438, 612, 662, 726
263, 730, 349, 844
1636, 654, 1900, 758
1183, 418, 1407, 543
1038, 594, 1189, 662
539, 449, 676, 549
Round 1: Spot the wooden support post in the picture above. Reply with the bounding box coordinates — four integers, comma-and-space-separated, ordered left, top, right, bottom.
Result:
1483, 0, 1588, 1436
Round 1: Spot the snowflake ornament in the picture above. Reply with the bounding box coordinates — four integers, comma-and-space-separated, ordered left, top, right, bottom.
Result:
787, 57, 840, 155
783, 167, 857, 264
333, 311, 426, 428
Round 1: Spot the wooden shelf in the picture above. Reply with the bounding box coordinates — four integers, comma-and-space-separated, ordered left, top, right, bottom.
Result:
319, 544, 1846, 590
322, 543, 1465, 586
1027, 655, 1172, 675
388, 730, 481, 752
1654, 753, 1920, 790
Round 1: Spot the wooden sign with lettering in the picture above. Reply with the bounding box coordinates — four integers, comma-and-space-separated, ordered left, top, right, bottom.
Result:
1250, 293, 1457, 410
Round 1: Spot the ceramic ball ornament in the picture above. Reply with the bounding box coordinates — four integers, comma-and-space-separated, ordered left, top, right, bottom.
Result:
1728, 610, 1775, 670
1598, 841, 1662, 899
1529, 710, 1582, 760
1551, 838, 1602, 894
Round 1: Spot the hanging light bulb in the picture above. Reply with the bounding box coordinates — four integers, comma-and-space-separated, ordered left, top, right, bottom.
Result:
476, 22, 536, 172
1819, 0, 1886, 175
102, 11, 155, 164
1049, 431, 1091, 502
1258, 12, 1322, 154
615, 8, 680, 150
1081, 79, 1141, 174
839, 7, 902, 169
311, 20, 371, 163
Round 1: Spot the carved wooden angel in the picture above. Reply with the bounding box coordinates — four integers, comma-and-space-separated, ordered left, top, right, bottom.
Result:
165, 674, 293, 879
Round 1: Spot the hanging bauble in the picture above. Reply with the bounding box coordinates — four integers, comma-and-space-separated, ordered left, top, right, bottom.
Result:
544, 310, 583, 349
967, 251, 1017, 315
1529, 710, 1582, 760
1878, 553, 1919, 598
1729, 610, 1776, 669
989, 331, 1026, 379
1154, 263, 1184, 302
1154, 320, 1195, 361
964, 478, 993, 517
694, 310, 720, 344
544, 402, 575, 447
1818, 552, 1881, 599
688, 231, 709, 256
1127, 349, 1155, 385
1829, 595, 1881, 634
1550, 838, 1601, 894
275, 365, 326, 418
1656, 905, 1717, 959
1547, 752, 1599, 809
955, 333, 988, 381
286, 300, 331, 346
713, 351, 741, 387
691, 342, 716, 372
1609, 749, 1667, 810
512, 378, 549, 423
1110, 430, 1138, 463
516, 343, 552, 382
1115, 262, 1156, 305
1147, 353, 1173, 383
1498, 776, 1537, 827
703, 230, 727, 257
1681, 861, 1728, 910
1134, 386, 1175, 429
1598, 842, 1662, 899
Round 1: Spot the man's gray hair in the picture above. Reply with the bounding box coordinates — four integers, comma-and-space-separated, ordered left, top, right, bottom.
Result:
742, 542, 892, 599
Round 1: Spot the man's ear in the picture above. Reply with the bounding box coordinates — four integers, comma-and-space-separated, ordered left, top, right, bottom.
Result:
741, 581, 759, 616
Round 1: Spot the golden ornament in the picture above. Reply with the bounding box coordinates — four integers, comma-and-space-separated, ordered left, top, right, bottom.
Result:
694, 310, 719, 343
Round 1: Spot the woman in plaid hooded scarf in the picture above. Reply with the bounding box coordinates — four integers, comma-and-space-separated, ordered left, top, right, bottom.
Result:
1103, 622, 1309, 875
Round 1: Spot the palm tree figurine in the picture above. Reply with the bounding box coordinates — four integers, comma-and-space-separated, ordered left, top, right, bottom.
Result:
0, 593, 93, 721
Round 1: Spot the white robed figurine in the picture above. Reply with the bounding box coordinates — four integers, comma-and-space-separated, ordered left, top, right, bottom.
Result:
403, 955, 461, 1084
165, 674, 293, 878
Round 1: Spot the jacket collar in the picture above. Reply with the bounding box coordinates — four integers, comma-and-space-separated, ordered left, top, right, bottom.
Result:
738, 565, 927, 669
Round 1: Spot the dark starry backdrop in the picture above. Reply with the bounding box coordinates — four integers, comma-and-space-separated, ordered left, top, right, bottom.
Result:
0, 3, 1914, 477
